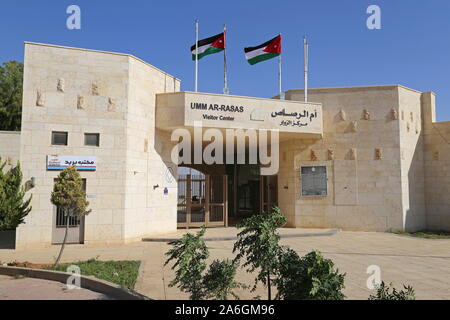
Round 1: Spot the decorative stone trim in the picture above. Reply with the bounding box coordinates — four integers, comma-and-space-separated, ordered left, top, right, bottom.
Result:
375, 148, 383, 160
391, 109, 398, 120
92, 82, 99, 96
350, 121, 358, 133
338, 109, 346, 121
108, 98, 116, 112
349, 148, 357, 160
310, 150, 317, 161
433, 151, 440, 161
57, 78, 65, 93
36, 90, 45, 107
362, 109, 370, 120
77, 95, 85, 110
327, 149, 334, 161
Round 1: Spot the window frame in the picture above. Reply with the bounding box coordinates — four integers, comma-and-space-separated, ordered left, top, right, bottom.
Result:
84, 133, 100, 147
51, 131, 68, 146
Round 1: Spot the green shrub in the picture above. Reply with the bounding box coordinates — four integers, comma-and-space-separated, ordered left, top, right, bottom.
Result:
0, 159, 32, 230
369, 281, 415, 300
275, 249, 346, 300
165, 227, 209, 300
202, 259, 246, 300
233, 207, 287, 300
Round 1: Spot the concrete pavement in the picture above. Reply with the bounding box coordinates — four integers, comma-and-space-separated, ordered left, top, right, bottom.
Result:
0, 228, 449, 300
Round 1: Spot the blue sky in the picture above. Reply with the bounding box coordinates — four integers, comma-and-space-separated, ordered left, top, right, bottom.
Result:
1, 0, 449, 121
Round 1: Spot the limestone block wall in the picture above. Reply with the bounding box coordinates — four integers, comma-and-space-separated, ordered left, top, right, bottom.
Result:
122, 57, 180, 242
282, 86, 407, 231
0, 131, 21, 170
398, 88, 426, 231
423, 92, 450, 230
17, 42, 182, 248
17, 42, 132, 248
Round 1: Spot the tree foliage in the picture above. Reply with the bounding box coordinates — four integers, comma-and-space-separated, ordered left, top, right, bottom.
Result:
0, 61, 23, 131
202, 259, 246, 300
165, 227, 209, 300
275, 249, 346, 300
369, 281, 416, 300
51, 167, 90, 266
165, 227, 245, 300
51, 167, 90, 219
0, 158, 32, 230
233, 207, 286, 300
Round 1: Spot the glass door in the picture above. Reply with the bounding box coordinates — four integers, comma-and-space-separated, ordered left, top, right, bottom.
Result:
177, 167, 227, 228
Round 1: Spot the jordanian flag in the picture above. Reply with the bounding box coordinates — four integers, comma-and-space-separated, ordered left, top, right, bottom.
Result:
244, 35, 282, 65
191, 32, 225, 60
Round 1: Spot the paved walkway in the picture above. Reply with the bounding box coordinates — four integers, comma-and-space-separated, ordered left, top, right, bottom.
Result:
0, 275, 112, 300
1, 228, 449, 300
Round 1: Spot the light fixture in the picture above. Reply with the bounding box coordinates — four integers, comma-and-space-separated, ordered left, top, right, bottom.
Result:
30, 177, 36, 187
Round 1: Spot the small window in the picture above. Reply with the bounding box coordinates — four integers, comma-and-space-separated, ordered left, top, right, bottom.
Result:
52, 132, 68, 146
301, 166, 328, 196
84, 133, 100, 147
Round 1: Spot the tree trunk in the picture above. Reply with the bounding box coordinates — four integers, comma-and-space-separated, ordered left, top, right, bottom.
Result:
53, 212, 70, 267
267, 272, 271, 301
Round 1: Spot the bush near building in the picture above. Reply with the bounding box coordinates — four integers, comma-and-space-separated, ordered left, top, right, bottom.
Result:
0, 158, 32, 231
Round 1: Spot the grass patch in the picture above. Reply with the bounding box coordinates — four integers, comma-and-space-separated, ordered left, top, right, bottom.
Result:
394, 230, 450, 239
46, 259, 141, 290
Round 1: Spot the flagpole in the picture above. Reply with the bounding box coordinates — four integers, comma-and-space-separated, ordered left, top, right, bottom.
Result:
304, 36, 309, 102
223, 24, 229, 95
195, 19, 199, 92
279, 34, 284, 100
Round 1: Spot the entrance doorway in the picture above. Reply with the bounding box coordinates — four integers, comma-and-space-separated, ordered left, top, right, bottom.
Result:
176, 166, 278, 228
227, 164, 278, 226
177, 167, 228, 228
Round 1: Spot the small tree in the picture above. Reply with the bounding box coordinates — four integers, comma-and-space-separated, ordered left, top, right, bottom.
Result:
0, 61, 24, 131
51, 167, 90, 267
165, 227, 209, 300
202, 259, 246, 300
369, 282, 415, 300
275, 249, 346, 300
0, 158, 32, 230
233, 207, 286, 300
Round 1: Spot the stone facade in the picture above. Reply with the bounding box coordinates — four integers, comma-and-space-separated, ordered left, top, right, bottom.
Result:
14, 42, 180, 249
0, 131, 21, 169
0, 42, 448, 249
278, 86, 449, 232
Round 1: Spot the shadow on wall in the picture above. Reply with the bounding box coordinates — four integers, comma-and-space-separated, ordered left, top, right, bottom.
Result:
0, 230, 16, 249
404, 132, 426, 232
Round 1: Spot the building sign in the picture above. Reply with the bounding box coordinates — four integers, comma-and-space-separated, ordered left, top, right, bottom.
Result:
271, 108, 319, 128
190, 102, 244, 122
301, 166, 328, 196
185, 97, 322, 134
47, 155, 97, 171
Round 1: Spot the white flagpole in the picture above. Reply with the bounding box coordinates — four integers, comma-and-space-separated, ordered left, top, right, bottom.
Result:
195, 19, 199, 92
278, 34, 284, 100
304, 36, 309, 102
223, 24, 229, 95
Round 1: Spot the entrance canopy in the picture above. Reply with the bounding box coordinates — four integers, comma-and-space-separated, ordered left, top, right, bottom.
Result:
156, 92, 323, 139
